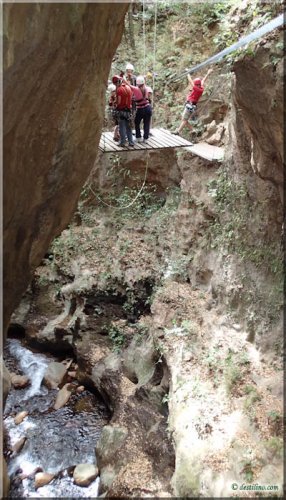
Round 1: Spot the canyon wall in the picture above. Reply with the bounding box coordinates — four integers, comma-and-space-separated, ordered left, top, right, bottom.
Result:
3, 2, 128, 335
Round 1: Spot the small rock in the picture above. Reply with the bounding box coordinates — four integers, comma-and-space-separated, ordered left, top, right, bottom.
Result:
11, 373, 30, 389
232, 323, 242, 331
53, 383, 72, 410
76, 385, 85, 394
14, 411, 28, 425
73, 464, 98, 487
35, 472, 55, 489
12, 437, 27, 454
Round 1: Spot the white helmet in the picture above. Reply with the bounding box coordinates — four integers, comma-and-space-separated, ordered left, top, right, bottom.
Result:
126, 63, 134, 71
136, 75, 145, 85
107, 83, 116, 92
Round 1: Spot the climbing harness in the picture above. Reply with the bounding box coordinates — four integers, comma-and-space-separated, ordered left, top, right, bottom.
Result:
169, 13, 285, 83
88, 152, 150, 210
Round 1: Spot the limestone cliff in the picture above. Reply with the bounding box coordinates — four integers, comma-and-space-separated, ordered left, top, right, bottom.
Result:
3, 2, 128, 334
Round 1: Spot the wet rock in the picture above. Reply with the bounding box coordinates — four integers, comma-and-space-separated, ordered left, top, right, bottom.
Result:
11, 373, 30, 389
53, 383, 72, 410
12, 437, 27, 454
14, 411, 28, 424
43, 361, 68, 389
73, 463, 98, 487
35, 472, 55, 489
76, 385, 85, 394
2, 360, 11, 406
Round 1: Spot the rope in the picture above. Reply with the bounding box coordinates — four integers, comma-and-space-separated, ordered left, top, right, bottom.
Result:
142, 0, 146, 75
168, 13, 284, 83
152, 0, 158, 122
87, 152, 150, 211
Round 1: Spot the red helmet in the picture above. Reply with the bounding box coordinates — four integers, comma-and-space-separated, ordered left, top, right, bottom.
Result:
194, 78, 202, 86
112, 75, 122, 85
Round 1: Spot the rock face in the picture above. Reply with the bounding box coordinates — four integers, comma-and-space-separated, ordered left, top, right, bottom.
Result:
3, 2, 128, 335
2, 359, 11, 405
233, 38, 283, 198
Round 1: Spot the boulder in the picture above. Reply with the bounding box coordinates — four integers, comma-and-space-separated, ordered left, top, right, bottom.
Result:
14, 411, 28, 425
12, 436, 27, 454
43, 361, 67, 389
53, 383, 72, 410
73, 463, 98, 487
11, 373, 30, 389
35, 472, 55, 489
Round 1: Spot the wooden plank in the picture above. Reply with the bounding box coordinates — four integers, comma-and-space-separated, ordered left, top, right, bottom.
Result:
148, 129, 183, 148
152, 128, 191, 148
100, 134, 121, 152
100, 132, 142, 152
157, 128, 193, 146
100, 128, 195, 152
184, 142, 224, 161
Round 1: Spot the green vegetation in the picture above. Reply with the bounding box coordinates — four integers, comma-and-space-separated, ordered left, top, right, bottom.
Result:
240, 459, 254, 482
108, 325, 126, 353
223, 349, 252, 394
263, 437, 283, 458
243, 385, 261, 418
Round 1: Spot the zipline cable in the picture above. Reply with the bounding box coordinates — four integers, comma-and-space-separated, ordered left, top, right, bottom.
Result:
168, 13, 285, 83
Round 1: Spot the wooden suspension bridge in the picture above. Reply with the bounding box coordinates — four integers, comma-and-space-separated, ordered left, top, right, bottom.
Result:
99, 128, 224, 162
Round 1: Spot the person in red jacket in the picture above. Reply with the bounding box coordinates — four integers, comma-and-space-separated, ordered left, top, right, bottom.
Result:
112, 75, 135, 147
174, 68, 213, 136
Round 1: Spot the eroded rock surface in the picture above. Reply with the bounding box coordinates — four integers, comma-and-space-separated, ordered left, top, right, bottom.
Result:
3, 2, 128, 334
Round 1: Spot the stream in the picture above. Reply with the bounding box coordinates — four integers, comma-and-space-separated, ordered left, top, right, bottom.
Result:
3, 338, 110, 498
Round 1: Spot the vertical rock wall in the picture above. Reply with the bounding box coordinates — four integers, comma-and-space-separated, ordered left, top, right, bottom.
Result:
232, 39, 283, 198
3, 3, 128, 334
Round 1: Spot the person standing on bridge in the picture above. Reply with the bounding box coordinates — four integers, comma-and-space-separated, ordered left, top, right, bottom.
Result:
174, 68, 213, 136
125, 75, 153, 142
112, 75, 135, 147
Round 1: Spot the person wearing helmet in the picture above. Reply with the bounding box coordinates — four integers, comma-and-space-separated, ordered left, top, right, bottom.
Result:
112, 75, 135, 147
107, 83, 120, 142
125, 75, 153, 142
124, 63, 136, 85
174, 68, 213, 136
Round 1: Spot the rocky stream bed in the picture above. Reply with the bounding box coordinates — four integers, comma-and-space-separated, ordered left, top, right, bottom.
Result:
3, 338, 110, 498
